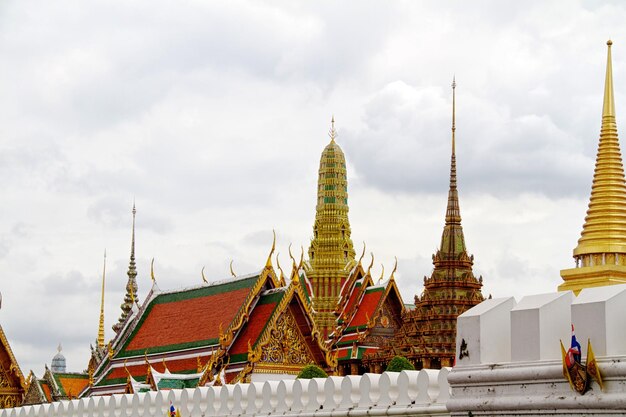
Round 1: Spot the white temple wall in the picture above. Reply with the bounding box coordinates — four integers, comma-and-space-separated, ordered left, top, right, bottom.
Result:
2, 369, 451, 417
449, 284, 626, 416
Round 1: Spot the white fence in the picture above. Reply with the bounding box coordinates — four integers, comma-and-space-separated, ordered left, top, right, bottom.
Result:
4, 369, 451, 417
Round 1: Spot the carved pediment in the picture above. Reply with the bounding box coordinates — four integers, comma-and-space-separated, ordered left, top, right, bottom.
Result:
260, 310, 315, 366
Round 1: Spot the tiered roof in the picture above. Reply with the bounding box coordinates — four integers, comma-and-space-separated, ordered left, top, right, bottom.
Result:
305, 117, 357, 337
23, 368, 88, 405
86, 247, 333, 395
363, 79, 483, 369
331, 260, 405, 368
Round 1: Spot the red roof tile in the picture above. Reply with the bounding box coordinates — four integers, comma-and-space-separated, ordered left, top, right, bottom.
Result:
124, 285, 253, 353
40, 381, 52, 402
340, 282, 363, 320
56, 375, 89, 399
229, 293, 282, 356
347, 288, 384, 328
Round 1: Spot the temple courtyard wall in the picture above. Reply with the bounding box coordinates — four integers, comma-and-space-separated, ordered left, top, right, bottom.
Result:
7, 285, 626, 416
448, 284, 626, 416
0, 369, 451, 417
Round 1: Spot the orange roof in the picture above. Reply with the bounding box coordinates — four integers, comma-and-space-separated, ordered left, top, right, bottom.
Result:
121, 277, 258, 355
346, 287, 384, 329
55, 374, 89, 399
229, 301, 278, 356
40, 381, 52, 402
340, 281, 363, 320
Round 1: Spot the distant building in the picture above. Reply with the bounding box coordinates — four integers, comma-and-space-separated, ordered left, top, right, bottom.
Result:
22, 346, 88, 405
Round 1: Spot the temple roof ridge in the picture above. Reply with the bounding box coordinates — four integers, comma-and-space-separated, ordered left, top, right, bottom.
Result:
156, 269, 263, 296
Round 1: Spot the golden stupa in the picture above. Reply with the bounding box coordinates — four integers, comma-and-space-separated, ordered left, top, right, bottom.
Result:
560, 40, 626, 294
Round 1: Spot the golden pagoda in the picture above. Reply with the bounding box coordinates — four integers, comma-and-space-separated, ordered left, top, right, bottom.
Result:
304, 117, 357, 337
560, 40, 626, 294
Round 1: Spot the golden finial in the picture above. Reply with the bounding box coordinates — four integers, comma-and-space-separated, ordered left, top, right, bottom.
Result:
298, 245, 304, 270
229, 260, 236, 277
378, 264, 385, 284
97, 249, 107, 349
328, 115, 337, 142
276, 253, 286, 286
150, 258, 156, 283
358, 242, 366, 265
201, 266, 208, 284
367, 253, 374, 276
265, 229, 276, 268
143, 350, 149, 365
107, 341, 114, 359
196, 356, 203, 373
390, 256, 398, 281
288, 243, 296, 267
162, 358, 168, 373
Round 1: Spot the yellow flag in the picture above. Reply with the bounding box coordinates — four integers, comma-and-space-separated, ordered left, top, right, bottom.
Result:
587, 339, 604, 391
560, 340, 574, 390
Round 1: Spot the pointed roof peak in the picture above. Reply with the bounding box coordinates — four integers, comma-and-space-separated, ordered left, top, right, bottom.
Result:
451, 76, 457, 155
328, 115, 337, 142
113, 203, 140, 333
98, 249, 106, 348
603, 39, 615, 118
570, 40, 626, 259
445, 79, 461, 225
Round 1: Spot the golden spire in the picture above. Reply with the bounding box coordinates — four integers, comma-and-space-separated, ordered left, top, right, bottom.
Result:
560, 40, 626, 293
113, 203, 139, 333
446, 77, 462, 226
97, 250, 106, 349
574, 39, 626, 257
306, 116, 356, 336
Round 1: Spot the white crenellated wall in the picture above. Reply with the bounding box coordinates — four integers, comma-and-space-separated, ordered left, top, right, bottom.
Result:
449, 284, 626, 416
5, 369, 451, 417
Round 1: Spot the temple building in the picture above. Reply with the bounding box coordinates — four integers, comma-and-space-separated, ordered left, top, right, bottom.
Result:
77, 109, 487, 390
362, 79, 484, 370
0, 306, 25, 408
331, 260, 405, 375
298, 118, 407, 375
304, 118, 358, 338
82, 237, 335, 396
559, 40, 626, 294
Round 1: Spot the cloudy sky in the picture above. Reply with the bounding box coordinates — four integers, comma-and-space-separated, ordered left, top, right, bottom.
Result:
1, 0, 624, 374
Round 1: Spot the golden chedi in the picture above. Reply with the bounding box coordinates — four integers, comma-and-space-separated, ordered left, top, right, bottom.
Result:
560, 40, 626, 294
305, 117, 357, 337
